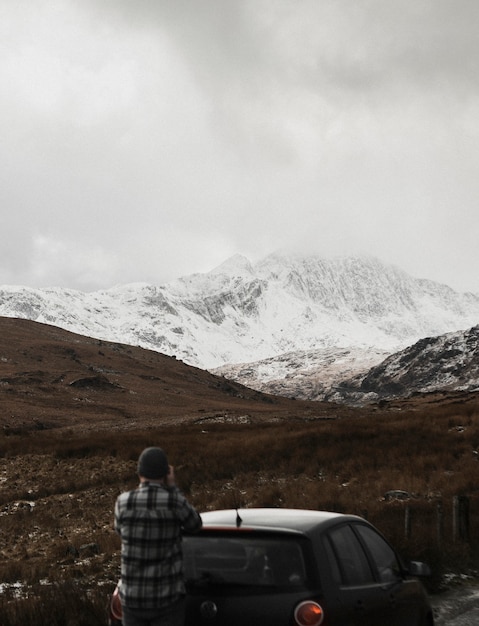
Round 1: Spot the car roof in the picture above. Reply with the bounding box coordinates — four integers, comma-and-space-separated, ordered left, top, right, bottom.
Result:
199, 508, 363, 536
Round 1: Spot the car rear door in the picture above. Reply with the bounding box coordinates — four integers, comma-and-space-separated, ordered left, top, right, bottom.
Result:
353, 523, 430, 625
323, 523, 391, 625
183, 531, 318, 626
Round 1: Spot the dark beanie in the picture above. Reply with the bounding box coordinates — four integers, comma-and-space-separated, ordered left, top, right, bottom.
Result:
137, 447, 169, 479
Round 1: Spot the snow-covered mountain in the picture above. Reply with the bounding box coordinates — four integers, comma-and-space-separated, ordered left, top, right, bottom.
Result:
1, 252, 478, 399
212, 346, 393, 401
325, 325, 479, 405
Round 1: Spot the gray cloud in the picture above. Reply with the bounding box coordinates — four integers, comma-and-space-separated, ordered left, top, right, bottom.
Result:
1, 0, 478, 292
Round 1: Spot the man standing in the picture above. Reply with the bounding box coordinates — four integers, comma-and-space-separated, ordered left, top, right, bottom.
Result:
115, 446, 202, 626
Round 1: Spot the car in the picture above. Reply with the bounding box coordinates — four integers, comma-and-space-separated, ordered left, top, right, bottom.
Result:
109, 507, 434, 625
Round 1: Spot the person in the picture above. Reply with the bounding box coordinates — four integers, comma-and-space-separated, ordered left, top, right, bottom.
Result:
114, 446, 202, 626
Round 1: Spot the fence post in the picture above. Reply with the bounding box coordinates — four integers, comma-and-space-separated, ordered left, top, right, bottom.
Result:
453, 495, 470, 542
436, 501, 443, 546
404, 504, 412, 539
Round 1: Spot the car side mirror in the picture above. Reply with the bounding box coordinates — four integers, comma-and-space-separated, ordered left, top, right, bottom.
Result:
408, 561, 431, 577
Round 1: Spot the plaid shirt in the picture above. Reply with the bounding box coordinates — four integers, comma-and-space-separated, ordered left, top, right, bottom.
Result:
114, 481, 202, 609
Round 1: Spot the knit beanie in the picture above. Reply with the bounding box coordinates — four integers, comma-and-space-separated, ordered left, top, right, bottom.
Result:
137, 447, 169, 479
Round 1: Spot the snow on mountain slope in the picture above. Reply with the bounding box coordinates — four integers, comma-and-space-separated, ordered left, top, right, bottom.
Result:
0, 253, 478, 399
212, 345, 392, 400
325, 325, 479, 405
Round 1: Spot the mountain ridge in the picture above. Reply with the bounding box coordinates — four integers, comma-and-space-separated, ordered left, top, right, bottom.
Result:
324, 324, 479, 405
1, 253, 478, 400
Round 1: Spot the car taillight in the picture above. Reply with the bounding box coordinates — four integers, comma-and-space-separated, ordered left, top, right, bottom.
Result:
110, 586, 123, 621
294, 600, 324, 626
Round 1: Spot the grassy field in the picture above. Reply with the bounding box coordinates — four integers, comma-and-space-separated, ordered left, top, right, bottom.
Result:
0, 395, 478, 624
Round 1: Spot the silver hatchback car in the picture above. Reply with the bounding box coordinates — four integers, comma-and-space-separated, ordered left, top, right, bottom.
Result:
110, 508, 434, 626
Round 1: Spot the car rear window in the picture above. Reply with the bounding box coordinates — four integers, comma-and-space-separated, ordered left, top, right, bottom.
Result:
183, 533, 309, 589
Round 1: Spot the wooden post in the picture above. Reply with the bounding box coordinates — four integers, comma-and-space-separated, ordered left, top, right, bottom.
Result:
436, 501, 443, 546
453, 496, 470, 542
461, 496, 470, 542
453, 496, 460, 542
404, 504, 412, 539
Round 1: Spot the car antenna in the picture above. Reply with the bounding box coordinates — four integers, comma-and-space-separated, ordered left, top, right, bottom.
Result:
235, 508, 242, 528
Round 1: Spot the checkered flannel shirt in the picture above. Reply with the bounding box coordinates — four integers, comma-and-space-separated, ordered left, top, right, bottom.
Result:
114, 481, 202, 609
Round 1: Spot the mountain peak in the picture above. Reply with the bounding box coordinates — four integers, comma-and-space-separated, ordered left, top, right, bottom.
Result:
209, 254, 254, 277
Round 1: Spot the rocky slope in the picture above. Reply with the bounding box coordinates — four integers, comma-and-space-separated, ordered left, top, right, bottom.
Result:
325, 325, 479, 405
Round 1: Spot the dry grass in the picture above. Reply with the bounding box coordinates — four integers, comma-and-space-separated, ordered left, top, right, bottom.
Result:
0, 397, 479, 623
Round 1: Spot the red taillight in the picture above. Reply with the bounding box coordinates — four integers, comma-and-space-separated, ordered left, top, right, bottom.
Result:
294, 600, 324, 626
110, 586, 123, 620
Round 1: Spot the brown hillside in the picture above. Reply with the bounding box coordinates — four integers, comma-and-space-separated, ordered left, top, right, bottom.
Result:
0, 316, 361, 432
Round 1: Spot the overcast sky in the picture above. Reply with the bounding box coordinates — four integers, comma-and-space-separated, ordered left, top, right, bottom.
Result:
1, 0, 479, 293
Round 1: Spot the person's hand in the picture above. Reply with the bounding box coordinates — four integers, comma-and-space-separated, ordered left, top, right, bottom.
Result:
166, 465, 176, 487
